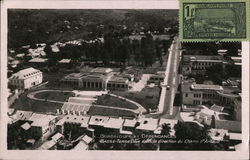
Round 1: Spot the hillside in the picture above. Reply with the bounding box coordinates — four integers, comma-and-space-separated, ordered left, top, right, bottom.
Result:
8, 9, 178, 48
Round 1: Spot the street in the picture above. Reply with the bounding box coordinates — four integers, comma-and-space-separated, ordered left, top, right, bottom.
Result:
146, 36, 181, 120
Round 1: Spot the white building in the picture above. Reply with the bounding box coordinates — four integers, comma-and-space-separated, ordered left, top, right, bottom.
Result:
182, 55, 225, 75
8, 67, 43, 89
181, 81, 223, 105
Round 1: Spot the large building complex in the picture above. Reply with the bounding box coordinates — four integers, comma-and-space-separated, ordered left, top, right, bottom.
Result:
181, 55, 225, 76
61, 68, 112, 90
181, 80, 241, 106
8, 67, 43, 89
62, 67, 131, 91
107, 76, 129, 91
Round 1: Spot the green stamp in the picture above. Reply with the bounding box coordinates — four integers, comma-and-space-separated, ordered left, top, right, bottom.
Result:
179, 0, 250, 42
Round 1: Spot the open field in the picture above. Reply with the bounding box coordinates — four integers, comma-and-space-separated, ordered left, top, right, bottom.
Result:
87, 106, 136, 118
113, 86, 161, 110
10, 91, 63, 113
95, 94, 138, 110
34, 90, 74, 102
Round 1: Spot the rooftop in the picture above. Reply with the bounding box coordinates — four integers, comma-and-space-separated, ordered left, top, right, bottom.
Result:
108, 76, 129, 83
58, 59, 71, 64
209, 128, 228, 141
123, 119, 137, 127
218, 86, 241, 97
183, 55, 222, 62
61, 102, 91, 113
88, 115, 110, 127
191, 84, 223, 91
72, 140, 88, 150
210, 104, 224, 112
81, 135, 93, 144
90, 67, 112, 74
62, 115, 90, 128
9, 67, 41, 80
51, 133, 63, 142
136, 118, 159, 131
103, 117, 125, 129
9, 110, 33, 123
29, 58, 48, 63
64, 73, 87, 80
30, 114, 57, 127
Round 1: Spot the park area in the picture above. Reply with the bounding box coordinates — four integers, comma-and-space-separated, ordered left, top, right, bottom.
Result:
10, 89, 75, 113
87, 106, 136, 118
10, 92, 63, 113
34, 90, 75, 102
94, 94, 138, 110
112, 86, 161, 111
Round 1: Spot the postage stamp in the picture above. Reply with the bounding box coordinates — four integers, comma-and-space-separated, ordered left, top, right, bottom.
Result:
179, 0, 250, 42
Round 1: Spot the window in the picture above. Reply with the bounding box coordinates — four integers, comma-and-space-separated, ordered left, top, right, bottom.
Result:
193, 100, 200, 105
185, 93, 188, 97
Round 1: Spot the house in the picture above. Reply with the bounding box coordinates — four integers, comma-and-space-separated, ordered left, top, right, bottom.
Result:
72, 135, 93, 150
181, 81, 223, 105
61, 73, 86, 89
147, 74, 164, 84
55, 115, 91, 135
107, 76, 129, 91
122, 119, 137, 132
88, 116, 109, 129
28, 113, 57, 141
51, 132, 64, 143
62, 72, 109, 90
58, 59, 72, 69
181, 55, 225, 76
103, 117, 125, 132
8, 67, 43, 89
216, 86, 241, 106
135, 118, 159, 133
28, 58, 48, 68
194, 108, 216, 126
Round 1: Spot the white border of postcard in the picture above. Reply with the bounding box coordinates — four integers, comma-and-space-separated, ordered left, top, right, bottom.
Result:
1, 1, 249, 160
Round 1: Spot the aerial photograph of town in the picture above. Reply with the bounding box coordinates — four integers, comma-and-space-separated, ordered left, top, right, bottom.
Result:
7, 9, 242, 150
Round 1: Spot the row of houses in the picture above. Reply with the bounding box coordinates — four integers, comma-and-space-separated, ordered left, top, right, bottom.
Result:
55, 115, 178, 136
8, 110, 178, 146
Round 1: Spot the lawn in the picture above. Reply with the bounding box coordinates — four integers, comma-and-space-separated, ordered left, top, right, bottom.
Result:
87, 106, 136, 118
112, 86, 161, 110
34, 90, 75, 102
10, 91, 63, 113
95, 94, 138, 110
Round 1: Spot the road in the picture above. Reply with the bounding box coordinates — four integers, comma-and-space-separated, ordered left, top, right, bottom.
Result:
146, 36, 182, 120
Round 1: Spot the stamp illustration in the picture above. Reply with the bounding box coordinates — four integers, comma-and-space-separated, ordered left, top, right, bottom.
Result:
180, 0, 250, 42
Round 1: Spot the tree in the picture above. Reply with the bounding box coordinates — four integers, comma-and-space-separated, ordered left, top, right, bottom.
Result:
161, 123, 171, 135
44, 44, 53, 58
206, 64, 226, 84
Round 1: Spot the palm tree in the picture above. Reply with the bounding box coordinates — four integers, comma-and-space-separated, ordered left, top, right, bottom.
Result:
161, 123, 171, 135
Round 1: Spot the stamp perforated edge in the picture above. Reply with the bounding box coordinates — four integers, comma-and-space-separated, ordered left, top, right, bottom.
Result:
179, 0, 250, 42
